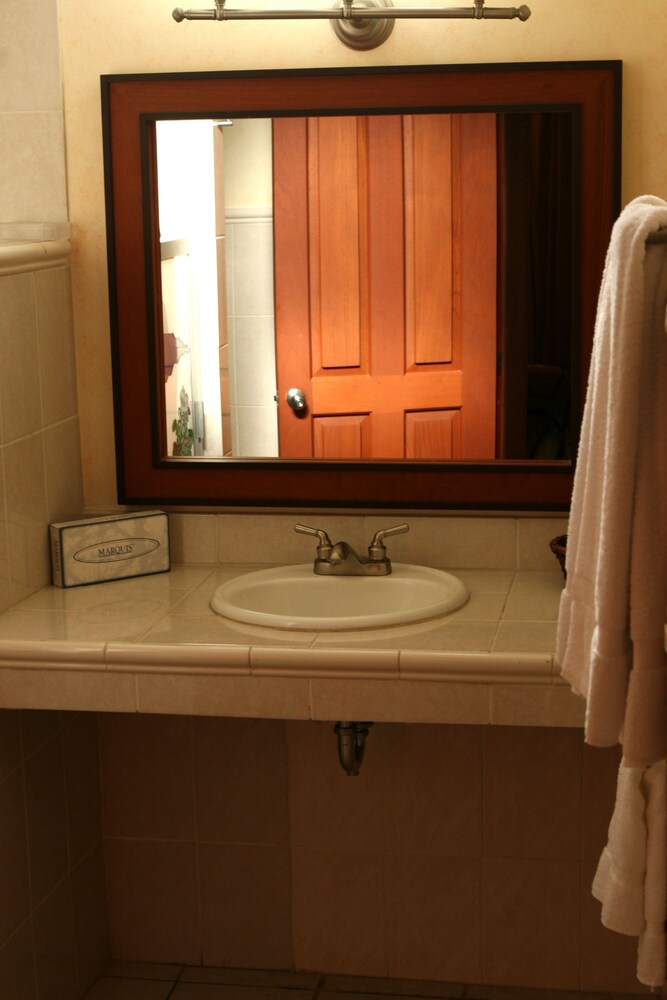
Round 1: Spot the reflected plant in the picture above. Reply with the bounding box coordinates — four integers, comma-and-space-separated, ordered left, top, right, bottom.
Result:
172, 386, 194, 456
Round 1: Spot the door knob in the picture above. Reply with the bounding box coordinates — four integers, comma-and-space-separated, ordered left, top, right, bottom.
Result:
286, 387, 307, 414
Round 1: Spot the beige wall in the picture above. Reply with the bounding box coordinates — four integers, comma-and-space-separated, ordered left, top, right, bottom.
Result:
58, 0, 667, 511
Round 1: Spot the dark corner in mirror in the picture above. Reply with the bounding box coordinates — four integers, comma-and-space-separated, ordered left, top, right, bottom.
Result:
101, 60, 621, 510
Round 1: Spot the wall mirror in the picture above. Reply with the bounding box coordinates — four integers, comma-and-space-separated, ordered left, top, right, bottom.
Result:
102, 61, 621, 509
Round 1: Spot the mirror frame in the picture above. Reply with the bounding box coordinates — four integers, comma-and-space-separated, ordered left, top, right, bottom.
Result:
102, 61, 621, 510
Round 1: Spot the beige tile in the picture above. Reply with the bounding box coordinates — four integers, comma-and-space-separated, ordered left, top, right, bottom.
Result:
517, 517, 568, 571
452, 569, 514, 594
252, 645, 399, 678
579, 861, 651, 994
0, 769, 30, 944
502, 571, 564, 622
198, 843, 292, 969
181, 967, 320, 989
400, 650, 551, 683
287, 720, 388, 851
24, 734, 68, 905
321, 974, 463, 997
489, 684, 585, 729
483, 727, 582, 860
85, 977, 175, 999
168, 514, 218, 564
70, 845, 110, 997
581, 743, 622, 861
215, 514, 366, 565
139, 611, 314, 648
35, 265, 78, 426
313, 621, 497, 654
292, 847, 386, 977
43, 419, 84, 523
194, 716, 289, 844
385, 853, 483, 984
4, 435, 51, 603
0, 919, 36, 1000
104, 839, 200, 964
309, 679, 490, 725
492, 621, 557, 654
0, 272, 41, 444
482, 857, 580, 990
32, 878, 78, 1000
63, 713, 102, 864
361, 517, 516, 570
136, 673, 310, 720
0, 667, 137, 714
99, 713, 195, 840
384, 724, 483, 855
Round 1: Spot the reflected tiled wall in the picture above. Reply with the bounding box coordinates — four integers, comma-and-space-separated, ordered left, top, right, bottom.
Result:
98, 715, 648, 994
225, 211, 279, 457
0, 259, 84, 612
0, 709, 109, 997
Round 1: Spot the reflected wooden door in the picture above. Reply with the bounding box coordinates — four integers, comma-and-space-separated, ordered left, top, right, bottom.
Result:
273, 112, 497, 460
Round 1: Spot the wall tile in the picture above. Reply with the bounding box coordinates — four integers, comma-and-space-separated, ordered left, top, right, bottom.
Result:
32, 879, 77, 1000
99, 713, 195, 840
385, 853, 483, 984
64, 713, 102, 865
384, 724, 483, 856
24, 733, 69, 905
0, 768, 30, 944
362, 517, 516, 570
35, 266, 78, 426
581, 743, 622, 862
104, 839, 199, 964
4, 434, 50, 604
287, 720, 388, 852
43, 419, 84, 523
194, 716, 289, 845
70, 845, 110, 997
168, 513, 217, 564
517, 518, 568, 572
0, 919, 36, 1000
0, 707, 21, 781
483, 727, 582, 860
291, 847, 386, 977
198, 842, 292, 970
215, 513, 365, 565
482, 857, 580, 990
20, 709, 64, 758
0, 272, 41, 443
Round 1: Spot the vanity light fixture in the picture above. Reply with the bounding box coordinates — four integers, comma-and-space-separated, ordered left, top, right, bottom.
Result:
172, 0, 531, 51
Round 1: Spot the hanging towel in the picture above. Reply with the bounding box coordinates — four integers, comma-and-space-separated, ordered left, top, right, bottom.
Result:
554, 195, 667, 987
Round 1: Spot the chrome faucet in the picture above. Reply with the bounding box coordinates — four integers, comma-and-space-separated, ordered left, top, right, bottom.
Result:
295, 523, 409, 576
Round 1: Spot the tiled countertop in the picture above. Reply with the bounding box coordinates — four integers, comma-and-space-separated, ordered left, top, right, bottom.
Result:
0, 564, 583, 728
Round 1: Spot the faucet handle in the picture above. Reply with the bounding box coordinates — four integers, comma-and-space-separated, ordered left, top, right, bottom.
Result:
295, 523, 333, 559
367, 523, 409, 561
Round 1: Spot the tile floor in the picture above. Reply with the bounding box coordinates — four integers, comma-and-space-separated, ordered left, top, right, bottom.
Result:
83, 963, 644, 1000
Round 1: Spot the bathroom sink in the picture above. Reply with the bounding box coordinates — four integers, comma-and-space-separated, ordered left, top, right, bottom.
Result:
210, 563, 468, 630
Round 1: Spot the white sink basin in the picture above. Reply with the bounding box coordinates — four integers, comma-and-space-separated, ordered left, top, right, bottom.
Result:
210, 563, 468, 630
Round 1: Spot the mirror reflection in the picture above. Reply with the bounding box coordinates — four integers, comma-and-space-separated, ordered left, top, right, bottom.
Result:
155, 110, 574, 463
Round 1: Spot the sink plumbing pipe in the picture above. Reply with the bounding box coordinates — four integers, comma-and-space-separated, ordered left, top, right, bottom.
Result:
334, 721, 374, 776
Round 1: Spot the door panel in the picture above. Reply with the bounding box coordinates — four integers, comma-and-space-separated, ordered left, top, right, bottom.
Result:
274, 112, 497, 460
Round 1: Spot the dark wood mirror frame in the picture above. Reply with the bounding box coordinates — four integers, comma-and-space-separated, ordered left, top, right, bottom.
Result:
102, 60, 621, 510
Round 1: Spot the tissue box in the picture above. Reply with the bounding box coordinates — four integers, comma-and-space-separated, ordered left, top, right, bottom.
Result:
50, 511, 170, 588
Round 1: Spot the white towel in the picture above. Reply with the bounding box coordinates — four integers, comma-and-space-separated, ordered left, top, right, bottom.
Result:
555, 196, 667, 754
554, 195, 667, 987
